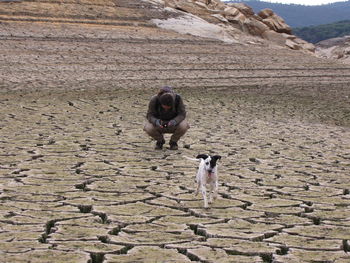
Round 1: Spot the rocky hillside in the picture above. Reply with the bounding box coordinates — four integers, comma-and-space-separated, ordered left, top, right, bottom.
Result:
1, 1, 350, 263
1, 0, 315, 51
160, 0, 315, 52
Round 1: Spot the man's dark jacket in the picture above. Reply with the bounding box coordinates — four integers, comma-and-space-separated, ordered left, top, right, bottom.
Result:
146, 92, 186, 125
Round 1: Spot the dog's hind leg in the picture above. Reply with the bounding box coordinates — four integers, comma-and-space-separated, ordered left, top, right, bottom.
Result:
195, 173, 200, 196
195, 181, 200, 196
213, 180, 218, 201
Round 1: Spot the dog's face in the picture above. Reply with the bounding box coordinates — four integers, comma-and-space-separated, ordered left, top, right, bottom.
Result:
196, 154, 221, 174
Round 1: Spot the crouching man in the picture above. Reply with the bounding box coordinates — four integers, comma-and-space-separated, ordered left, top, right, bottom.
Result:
144, 86, 190, 150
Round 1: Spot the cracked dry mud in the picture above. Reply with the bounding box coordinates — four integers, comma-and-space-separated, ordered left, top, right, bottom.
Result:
1, 1, 350, 262
2, 86, 350, 263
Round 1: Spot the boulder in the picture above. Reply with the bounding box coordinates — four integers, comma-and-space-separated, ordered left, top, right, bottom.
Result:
262, 30, 288, 46
243, 18, 270, 36
285, 39, 301, 50
258, 8, 275, 19
301, 42, 316, 52
223, 6, 240, 17
227, 3, 255, 17
223, 6, 246, 24
199, 0, 226, 10
292, 37, 316, 52
165, 0, 208, 15
258, 8, 292, 34
263, 30, 315, 52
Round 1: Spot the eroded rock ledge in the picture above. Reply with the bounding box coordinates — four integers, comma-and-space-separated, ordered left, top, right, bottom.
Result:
159, 0, 315, 52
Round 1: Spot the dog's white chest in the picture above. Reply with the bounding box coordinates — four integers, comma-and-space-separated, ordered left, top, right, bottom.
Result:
206, 172, 216, 182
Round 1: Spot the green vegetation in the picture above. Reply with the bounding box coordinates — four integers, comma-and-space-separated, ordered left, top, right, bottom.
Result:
226, 0, 350, 28
293, 20, 350, 43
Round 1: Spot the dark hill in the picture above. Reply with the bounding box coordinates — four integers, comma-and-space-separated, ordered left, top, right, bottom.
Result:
294, 20, 350, 43
226, 0, 350, 27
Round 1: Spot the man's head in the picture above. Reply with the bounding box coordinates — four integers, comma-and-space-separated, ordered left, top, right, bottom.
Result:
159, 86, 173, 94
159, 93, 174, 110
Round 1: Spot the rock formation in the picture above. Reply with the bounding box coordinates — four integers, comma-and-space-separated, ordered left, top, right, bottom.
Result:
161, 0, 315, 52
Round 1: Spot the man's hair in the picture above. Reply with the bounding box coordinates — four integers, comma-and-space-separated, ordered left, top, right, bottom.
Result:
159, 93, 174, 106
158, 86, 173, 96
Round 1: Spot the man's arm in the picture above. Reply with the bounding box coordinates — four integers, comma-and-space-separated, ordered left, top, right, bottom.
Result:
146, 96, 159, 125
173, 96, 186, 124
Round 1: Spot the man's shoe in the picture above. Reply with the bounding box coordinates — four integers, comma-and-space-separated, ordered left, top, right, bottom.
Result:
169, 141, 178, 150
155, 140, 165, 150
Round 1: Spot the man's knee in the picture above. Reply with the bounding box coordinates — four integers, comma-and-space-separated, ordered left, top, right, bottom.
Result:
144, 122, 156, 135
178, 119, 190, 132
171, 120, 189, 139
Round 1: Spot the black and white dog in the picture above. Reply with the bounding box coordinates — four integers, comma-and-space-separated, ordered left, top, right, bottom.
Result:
186, 154, 222, 208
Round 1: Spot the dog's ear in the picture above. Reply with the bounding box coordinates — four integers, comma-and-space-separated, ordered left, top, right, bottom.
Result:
196, 154, 208, 160
212, 155, 221, 161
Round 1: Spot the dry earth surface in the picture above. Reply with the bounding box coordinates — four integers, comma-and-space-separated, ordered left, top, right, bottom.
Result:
1, 0, 350, 263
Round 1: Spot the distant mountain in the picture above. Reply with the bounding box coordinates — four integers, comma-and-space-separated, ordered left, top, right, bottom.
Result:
225, 0, 350, 28
293, 20, 350, 43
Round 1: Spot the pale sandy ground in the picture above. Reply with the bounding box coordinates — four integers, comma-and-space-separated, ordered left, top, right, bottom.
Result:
152, 9, 239, 44
316, 36, 350, 65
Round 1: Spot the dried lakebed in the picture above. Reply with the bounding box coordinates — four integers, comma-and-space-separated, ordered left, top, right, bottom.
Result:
1, 4, 350, 261
1, 88, 350, 263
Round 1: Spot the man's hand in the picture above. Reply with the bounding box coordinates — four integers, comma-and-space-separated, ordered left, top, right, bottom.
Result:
167, 119, 177, 127
155, 119, 167, 128
156, 119, 176, 128
155, 119, 162, 127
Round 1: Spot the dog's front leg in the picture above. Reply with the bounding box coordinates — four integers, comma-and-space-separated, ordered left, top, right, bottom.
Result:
208, 182, 215, 204
201, 184, 208, 208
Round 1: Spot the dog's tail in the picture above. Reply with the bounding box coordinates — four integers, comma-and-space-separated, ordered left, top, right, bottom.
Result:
183, 156, 200, 162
